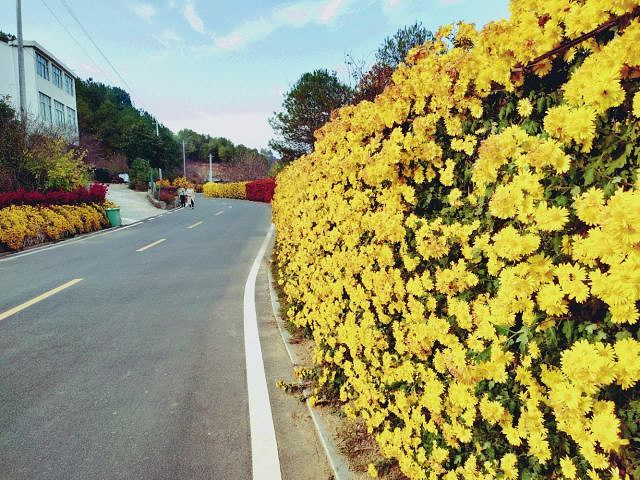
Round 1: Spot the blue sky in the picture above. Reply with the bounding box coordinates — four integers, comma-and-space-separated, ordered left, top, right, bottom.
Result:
1, 0, 509, 149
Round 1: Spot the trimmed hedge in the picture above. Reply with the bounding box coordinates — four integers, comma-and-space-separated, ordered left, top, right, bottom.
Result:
273, 3, 640, 480
202, 179, 276, 203
0, 183, 108, 209
246, 178, 276, 203
0, 204, 109, 251
202, 181, 247, 199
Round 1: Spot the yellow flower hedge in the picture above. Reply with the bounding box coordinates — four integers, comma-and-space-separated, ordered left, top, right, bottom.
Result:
273, 2, 640, 479
171, 176, 194, 189
0, 204, 108, 251
202, 181, 247, 199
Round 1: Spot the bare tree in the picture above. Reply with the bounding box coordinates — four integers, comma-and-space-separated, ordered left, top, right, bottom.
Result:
217, 151, 270, 182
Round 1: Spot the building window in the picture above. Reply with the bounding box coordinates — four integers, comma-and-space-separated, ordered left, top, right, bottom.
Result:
66, 107, 76, 128
64, 74, 74, 96
36, 52, 49, 80
39, 92, 52, 124
52, 65, 63, 89
54, 100, 65, 127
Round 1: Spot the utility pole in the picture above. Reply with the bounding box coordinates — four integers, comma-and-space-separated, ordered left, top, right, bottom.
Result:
208, 153, 213, 183
16, 0, 27, 122
155, 118, 162, 180
182, 140, 186, 178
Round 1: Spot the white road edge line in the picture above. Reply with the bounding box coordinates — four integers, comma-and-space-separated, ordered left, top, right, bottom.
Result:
0, 222, 143, 263
267, 263, 352, 480
187, 221, 204, 229
215, 211, 224, 216
136, 238, 166, 252
244, 224, 282, 480
0, 278, 83, 322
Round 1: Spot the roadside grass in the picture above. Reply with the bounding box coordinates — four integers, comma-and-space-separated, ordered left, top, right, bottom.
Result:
336, 420, 409, 480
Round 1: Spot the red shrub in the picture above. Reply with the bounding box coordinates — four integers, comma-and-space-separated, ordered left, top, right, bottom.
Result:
0, 183, 108, 209
245, 178, 276, 203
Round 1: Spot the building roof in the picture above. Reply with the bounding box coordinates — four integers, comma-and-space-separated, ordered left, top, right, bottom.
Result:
8, 40, 77, 79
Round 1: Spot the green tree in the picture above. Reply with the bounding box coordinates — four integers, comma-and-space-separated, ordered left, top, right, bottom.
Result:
76, 79, 181, 173
349, 22, 433, 104
374, 22, 433, 69
128, 158, 151, 190
0, 97, 29, 190
269, 69, 352, 163
0, 31, 16, 43
24, 137, 89, 191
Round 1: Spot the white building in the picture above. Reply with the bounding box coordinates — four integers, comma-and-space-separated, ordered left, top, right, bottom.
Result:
0, 39, 79, 142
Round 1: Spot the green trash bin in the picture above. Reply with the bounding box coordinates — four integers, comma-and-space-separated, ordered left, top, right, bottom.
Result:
105, 208, 121, 227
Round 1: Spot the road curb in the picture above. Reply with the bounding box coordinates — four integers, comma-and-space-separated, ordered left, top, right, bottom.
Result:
266, 260, 355, 480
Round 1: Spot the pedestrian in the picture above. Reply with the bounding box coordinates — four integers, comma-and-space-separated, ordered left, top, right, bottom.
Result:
186, 186, 195, 209
178, 186, 186, 208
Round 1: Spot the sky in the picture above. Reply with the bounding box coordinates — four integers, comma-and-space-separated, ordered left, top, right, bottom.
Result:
0, 0, 510, 149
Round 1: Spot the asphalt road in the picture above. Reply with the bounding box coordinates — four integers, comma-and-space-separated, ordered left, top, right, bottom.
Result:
0, 198, 274, 480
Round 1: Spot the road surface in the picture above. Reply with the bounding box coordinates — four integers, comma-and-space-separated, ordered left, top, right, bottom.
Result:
0, 198, 328, 480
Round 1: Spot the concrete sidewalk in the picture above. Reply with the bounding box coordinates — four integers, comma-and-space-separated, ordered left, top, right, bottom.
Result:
106, 184, 164, 224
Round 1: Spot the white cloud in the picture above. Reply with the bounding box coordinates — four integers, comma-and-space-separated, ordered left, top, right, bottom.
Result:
383, 0, 402, 8
214, 17, 277, 50
155, 29, 185, 47
184, 1, 205, 34
132, 3, 157, 21
319, 0, 350, 23
213, 0, 357, 50
274, 2, 315, 27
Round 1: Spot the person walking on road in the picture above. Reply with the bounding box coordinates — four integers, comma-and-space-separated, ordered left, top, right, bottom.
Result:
178, 187, 186, 208
186, 186, 195, 209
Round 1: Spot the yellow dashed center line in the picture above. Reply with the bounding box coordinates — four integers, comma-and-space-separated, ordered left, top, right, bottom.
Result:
0, 278, 83, 322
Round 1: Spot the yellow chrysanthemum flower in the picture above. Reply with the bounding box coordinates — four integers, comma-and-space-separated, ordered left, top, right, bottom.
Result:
559, 456, 577, 479
517, 98, 533, 117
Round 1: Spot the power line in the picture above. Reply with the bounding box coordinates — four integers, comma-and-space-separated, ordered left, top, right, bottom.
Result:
39, 0, 114, 84
56, 0, 141, 107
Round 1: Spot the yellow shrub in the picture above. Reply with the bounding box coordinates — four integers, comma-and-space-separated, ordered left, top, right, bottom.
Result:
273, 3, 640, 479
202, 181, 247, 199
0, 204, 108, 251
171, 176, 193, 189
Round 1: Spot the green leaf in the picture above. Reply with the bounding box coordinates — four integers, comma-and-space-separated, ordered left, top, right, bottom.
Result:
583, 166, 596, 186
562, 321, 574, 342
615, 331, 632, 341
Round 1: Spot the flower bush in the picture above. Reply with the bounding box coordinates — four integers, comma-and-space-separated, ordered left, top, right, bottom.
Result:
246, 178, 276, 203
202, 181, 247, 199
172, 176, 193, 189
201, 179, 275, 202
0, 183, 107, 209
273, 2, 640, 479
158, 188, 177, 205
0, 203, 108, 251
